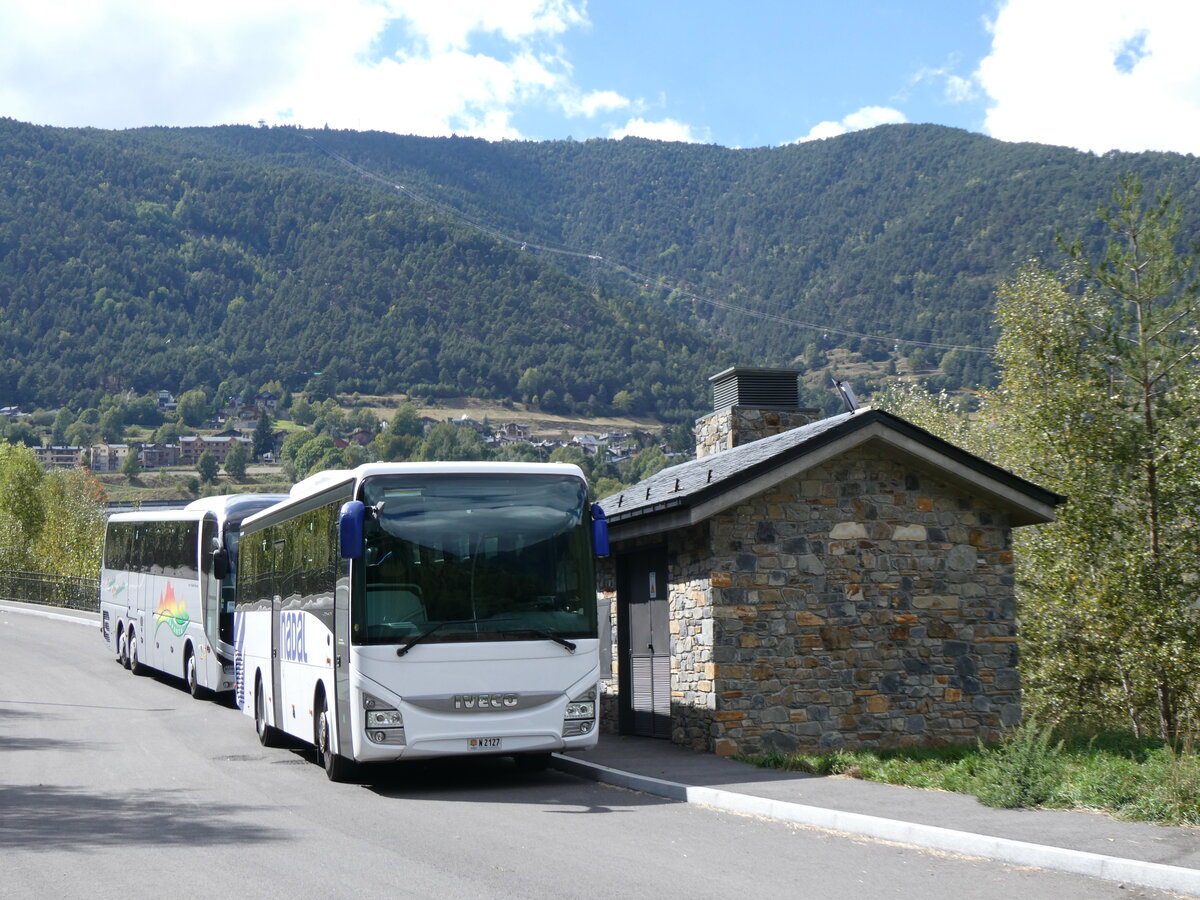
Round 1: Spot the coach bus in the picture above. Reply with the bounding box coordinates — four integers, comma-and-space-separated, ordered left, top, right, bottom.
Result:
235, 462, 608, 781
100, 493, 287, 697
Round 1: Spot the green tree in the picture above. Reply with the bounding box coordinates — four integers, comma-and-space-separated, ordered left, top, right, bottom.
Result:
251, 411, 273, 460
120, 449, 142, 479
884, 178, 1200, 739
153, 421, 185, 444
51, 408, 76, 445
291, 397, 316, 426
1016, 177, 1200, 738
176, 389, 209, 428
224, 442, 249, 479
196, 451, 219, 484
0, 444, 47, 570
33, 468, 106, 578
416, 422, 484, 461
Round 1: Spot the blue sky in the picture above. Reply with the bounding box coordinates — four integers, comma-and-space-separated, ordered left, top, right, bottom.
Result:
1, 0, 1197, 154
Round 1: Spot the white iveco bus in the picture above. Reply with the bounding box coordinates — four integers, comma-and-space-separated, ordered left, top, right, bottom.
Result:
100, 494, 287, 697
234, 462, 608, 781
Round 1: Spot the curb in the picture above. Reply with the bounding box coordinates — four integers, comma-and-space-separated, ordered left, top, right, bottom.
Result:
550, 754, 1200, 897
0, 601, 98, 626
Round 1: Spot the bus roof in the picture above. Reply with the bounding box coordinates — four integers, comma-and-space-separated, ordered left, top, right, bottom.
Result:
241, 462, 589, 530
108, 493, 289, 527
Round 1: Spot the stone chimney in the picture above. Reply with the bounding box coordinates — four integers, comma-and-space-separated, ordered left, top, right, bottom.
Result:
694, 367, 819, 460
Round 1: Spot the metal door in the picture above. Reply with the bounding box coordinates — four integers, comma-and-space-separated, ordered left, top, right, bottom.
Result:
618, 548, 671, 738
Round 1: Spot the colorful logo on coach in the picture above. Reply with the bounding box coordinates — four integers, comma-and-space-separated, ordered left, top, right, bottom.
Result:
155, 583, 189, 637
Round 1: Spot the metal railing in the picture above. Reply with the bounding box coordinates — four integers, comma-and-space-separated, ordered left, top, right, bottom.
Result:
0, 570, 99, 612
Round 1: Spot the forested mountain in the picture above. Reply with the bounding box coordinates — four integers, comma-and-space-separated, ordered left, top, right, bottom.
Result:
1, 117, 1198, 422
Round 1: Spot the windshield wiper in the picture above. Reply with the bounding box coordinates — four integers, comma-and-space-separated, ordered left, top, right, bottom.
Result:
395, 618, 577, 656
395, 618, 480, 657
499, 627, 576, 653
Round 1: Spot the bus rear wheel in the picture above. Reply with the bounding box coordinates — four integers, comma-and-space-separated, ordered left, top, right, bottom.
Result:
127, 628, 143, 675
316, 695, 352, 783
255, 674, 281, 748
117, 628, 130, 669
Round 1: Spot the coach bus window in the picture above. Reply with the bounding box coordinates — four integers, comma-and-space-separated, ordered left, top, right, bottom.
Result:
354, 473, 596, 646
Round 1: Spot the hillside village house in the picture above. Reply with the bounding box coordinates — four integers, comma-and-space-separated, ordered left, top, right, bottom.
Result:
596, 367, 1062, 757
177, 434, 252, 465
89, 443, 131, 472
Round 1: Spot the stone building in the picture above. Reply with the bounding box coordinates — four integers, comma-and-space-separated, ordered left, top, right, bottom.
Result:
597, 367, 1062, 757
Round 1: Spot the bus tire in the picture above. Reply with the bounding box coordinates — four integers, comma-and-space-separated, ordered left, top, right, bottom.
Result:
128, 628, 143, 675
317, 694, 352, 782
117, 627, 130, 669
255, 673, 281, 748
184, 647, 206, 700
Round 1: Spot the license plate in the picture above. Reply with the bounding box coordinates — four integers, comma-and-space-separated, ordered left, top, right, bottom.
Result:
468, 737, 501, 751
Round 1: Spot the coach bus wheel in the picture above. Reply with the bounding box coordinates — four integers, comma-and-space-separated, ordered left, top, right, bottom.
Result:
317, 696, 352, 783
128, 629, 143, 675
117, 628, 130, 669
184, 648, 205, 700
255, 674, 280, 748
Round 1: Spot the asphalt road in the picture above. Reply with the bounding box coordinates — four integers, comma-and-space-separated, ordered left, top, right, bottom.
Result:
0, 604, 1183, 900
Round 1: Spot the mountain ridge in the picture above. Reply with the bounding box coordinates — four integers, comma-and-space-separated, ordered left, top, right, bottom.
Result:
1, 118, 1197, 419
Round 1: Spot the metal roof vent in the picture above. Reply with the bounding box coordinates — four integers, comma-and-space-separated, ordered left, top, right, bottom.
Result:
709, 367, 801, 411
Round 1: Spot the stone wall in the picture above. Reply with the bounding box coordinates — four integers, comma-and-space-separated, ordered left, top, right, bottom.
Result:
705, 444, 1020, 757
665, 524, 715, 748
695, 407, 820, 460
596, 555, 620, 732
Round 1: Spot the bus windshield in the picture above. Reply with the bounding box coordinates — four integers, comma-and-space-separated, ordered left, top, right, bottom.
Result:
354, 473, 597, 646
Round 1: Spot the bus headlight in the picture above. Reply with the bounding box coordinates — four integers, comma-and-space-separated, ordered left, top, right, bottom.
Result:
363, 693, 406, 745
564, 701, 595, 719
367, 709, 404, 728
563, 685, 597, 736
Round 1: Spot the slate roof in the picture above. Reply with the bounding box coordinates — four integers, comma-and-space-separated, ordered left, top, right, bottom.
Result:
603, 407, 1064, 535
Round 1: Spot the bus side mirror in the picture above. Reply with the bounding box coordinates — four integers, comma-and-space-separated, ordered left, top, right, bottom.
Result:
339, 501, 364, 559
591, 504, 609, 558
212, 549, 231, 580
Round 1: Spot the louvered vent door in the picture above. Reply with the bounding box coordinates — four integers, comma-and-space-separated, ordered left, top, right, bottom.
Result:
624, 550, 671, 739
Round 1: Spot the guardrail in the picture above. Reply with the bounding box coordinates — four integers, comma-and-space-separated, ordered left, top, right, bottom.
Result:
0, 570, 99, 612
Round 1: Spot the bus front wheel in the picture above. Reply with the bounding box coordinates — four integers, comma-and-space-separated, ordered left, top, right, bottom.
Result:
184, 648, 205, 700
316, 695, 352, 783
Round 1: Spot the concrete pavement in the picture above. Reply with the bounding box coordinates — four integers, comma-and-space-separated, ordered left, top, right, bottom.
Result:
9, 601, 1199, 896
554, 734, 1200, 897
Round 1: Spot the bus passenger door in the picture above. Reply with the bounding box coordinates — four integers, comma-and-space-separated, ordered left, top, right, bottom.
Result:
270, 582, 284, 734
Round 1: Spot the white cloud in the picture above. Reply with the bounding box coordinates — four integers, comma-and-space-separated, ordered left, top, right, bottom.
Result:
0, 0, 595, 139
912, 65, 978, 104
565, 90, 631, 118
794, 106, 908, 143
608, 117, 703, 143
381, 0, 585, 55
978, 0, 1200, 154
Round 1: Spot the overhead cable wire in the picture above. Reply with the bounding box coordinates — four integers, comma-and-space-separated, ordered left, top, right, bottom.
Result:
304, 134, 994, 356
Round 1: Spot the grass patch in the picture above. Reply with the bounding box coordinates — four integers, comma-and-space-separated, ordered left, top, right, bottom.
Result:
740, 726, 1200, 826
